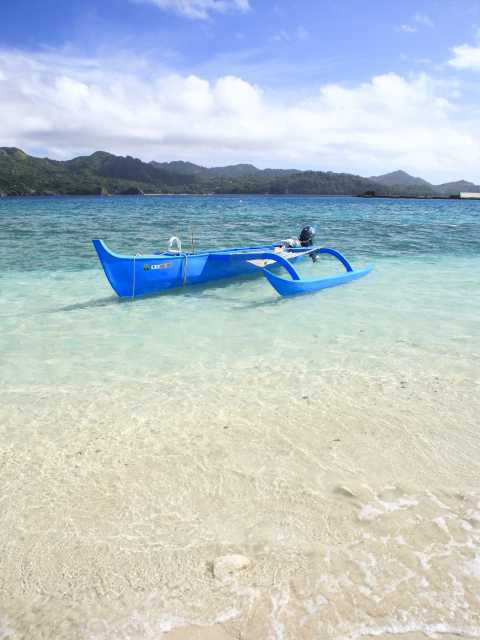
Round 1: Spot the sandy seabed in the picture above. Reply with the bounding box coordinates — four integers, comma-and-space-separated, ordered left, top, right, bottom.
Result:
1, 363, 479, 640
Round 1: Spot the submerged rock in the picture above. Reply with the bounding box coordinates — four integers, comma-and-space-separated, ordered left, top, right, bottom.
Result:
213, 554, 251, 580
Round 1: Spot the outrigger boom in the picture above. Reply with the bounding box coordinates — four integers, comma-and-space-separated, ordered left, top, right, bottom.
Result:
92, 238, 372, 299
249, 247, 373, 297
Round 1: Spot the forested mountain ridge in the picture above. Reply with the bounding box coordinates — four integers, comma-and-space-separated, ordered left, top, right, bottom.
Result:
370, 170, 433, 190
0, 147, 478, 197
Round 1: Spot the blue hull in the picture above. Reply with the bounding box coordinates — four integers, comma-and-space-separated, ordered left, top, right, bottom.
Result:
92, 240, 311, 298
261, 264, 373, 297
257, 247, 372, 297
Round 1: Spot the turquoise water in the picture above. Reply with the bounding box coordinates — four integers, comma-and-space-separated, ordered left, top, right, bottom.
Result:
2, 195, 480, 639
1, 195, 479, 385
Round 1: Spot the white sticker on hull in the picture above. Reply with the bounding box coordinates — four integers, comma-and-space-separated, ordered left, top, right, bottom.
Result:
145, 262, 172, 271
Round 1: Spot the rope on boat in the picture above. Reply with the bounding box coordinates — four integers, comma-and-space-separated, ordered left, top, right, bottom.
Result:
132, 253, 142, 298
182, 252, 188, 287
132, 254, 136, 298
167, 236, 188, 287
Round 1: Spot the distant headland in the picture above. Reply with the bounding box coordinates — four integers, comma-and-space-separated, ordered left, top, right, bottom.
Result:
1, 147, 479, 198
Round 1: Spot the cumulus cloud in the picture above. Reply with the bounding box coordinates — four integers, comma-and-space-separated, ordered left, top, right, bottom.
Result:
449, 43, 480, 70
0, 48, 479, 178
134, 0, 250, 19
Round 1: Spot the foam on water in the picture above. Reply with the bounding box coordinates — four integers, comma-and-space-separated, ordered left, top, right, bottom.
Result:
0, 196, 479, 639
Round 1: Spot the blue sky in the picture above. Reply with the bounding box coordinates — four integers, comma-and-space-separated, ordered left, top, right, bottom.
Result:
1, 0, 480, 180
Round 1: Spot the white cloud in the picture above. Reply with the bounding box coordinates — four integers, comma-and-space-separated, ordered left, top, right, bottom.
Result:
397, 24, 417, 33
272, 29, 290, 42
414, 13, 434, 28
296, 26, 309, 41
134, 0, 249, 19
272, 26, 309, 43
449, 43, 480, 70
0, 48, 479, 179
396, 13, 433, 34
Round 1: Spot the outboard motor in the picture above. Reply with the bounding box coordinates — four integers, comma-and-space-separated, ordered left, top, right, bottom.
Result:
299, 225, 317, 261
299, 225, 316, 247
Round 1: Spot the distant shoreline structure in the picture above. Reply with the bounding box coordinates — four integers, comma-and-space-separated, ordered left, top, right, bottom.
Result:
359, 190, 480, 200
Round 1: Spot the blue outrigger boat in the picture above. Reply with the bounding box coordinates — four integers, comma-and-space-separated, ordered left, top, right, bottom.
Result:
93, 227, 372, 299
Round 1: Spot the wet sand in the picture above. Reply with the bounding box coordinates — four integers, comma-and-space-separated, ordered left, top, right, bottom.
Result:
1, 363, 479, 639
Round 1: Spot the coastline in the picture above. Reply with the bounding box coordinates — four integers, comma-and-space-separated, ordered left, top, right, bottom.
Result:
1, 191, 478, 199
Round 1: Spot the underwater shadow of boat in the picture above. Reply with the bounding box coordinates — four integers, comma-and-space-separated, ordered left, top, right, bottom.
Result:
0, 295, 124, 318
51, 256, 370, 313
50, 275, 262, 312
50, 295, 123, 313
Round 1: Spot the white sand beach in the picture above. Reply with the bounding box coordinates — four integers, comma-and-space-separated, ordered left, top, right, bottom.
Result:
1, 361, 479, 639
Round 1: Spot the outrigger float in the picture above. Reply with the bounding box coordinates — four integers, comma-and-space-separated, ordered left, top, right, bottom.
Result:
92, 226, 372, 299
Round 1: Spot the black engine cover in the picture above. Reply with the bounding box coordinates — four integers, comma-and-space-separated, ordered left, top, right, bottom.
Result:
299, 225, 316, 247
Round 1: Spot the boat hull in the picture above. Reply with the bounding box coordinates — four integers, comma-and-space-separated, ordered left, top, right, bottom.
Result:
92, 240, 309, 298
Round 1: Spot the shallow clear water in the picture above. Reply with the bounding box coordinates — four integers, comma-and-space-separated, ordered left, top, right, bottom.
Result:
1, 195, 479, 640
1, 195, 479, 385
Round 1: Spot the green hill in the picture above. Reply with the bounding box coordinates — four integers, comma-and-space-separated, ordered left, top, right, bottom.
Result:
0, 148, 477, 197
